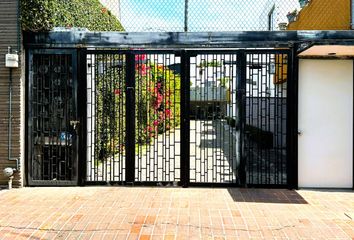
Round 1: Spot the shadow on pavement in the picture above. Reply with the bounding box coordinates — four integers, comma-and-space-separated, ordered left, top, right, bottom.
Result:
227, 188, 308, 204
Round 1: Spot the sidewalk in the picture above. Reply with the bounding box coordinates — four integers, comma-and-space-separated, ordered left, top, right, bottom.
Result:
0, 187, 353, 239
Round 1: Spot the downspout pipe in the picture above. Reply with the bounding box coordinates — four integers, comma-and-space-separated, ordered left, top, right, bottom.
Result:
7, 47, 20, 172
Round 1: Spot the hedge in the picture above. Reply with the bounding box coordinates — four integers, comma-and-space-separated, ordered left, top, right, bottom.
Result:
95, 55, 181, 162
21, 0, 124, 32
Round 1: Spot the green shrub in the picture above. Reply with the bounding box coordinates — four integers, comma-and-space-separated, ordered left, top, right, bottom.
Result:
95, 56, 181, 161
135, 64, 181, 145
21, 0, 124, 32
95, 58, 126, 161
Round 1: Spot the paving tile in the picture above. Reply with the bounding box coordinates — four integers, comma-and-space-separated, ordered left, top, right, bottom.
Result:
0, 187, 353, 239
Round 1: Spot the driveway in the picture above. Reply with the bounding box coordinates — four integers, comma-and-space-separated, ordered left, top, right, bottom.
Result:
0, 187, 353, 239
90, 119, 239, 183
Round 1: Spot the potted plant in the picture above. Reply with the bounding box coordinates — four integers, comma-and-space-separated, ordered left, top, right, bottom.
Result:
286, 9, 297, 23
299, 0, 309, 8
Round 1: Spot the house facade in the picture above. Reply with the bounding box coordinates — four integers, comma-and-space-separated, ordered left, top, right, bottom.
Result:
288, 0, 353, 188
0, 0, 353, 189
0, 0, 23, 187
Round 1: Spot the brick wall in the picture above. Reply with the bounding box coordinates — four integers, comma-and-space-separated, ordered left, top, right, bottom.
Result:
0, 0, 22, 187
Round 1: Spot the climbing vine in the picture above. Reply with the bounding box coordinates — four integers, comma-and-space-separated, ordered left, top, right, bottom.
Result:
21, 0, 124, 32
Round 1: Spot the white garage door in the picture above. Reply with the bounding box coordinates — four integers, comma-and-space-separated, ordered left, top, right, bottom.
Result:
298, 59, 353, 188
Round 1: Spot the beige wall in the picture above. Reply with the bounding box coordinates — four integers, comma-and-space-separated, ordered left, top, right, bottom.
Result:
0, 0, 22, 187
298, 59, 353, 188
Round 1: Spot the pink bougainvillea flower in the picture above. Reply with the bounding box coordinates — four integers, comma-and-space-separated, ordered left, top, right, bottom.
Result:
147, 126, 153, 132
135, 54, 147, 61
140, 64, 147, 76
135, 64, 149, 76
165, 109, 171, 117
157, 83, 162, 89
158, 112, 165, 120
154, 102, 160, 109
153, 120, 159, 126
114, 89, 121, 95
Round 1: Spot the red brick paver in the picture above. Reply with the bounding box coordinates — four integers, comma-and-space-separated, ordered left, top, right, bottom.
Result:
0, 187, 353, 239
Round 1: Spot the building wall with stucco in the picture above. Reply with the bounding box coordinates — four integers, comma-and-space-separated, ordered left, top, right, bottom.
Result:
287, 0, 351, 30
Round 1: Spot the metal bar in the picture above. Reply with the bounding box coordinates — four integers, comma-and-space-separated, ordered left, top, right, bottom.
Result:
125, 53, 136, 183
26, 49, 33, 184
237, 51, 247, 186
24, 31, 354, 49
184, 0, 189, 32
287, 46, 298, 189
180, 50, 190, 187
71, 51, 79, 183
78, 49, 87, 185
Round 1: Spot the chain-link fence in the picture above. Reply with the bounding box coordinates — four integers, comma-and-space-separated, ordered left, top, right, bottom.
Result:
100, 0, 301, 32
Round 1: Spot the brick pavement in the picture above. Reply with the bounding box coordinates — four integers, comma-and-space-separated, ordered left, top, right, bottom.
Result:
0, 187, 353, 239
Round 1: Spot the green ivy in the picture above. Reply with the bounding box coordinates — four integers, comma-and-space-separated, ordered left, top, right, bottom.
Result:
21, 0, 124, 32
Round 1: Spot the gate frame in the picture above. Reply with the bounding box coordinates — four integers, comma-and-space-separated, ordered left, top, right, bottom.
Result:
24, 30, 354, 189
26, 48, 79, 186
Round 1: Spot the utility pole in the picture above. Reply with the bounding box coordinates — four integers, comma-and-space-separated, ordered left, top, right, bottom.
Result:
184, 0, 189, 32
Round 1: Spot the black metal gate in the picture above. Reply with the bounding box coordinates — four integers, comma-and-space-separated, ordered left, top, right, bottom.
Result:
27, 48, 290, 187
245, 51, 289, 186
84, 50, 183, 185
27, 49, 78, 185
187, 51, 241, 186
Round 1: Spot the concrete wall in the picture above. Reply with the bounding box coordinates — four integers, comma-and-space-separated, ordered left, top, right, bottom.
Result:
0, 0, 23, 187
298, 59, 353, 188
